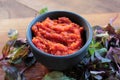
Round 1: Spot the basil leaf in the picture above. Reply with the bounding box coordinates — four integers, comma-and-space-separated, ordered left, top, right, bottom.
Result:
39, 7, 48, 14
3, 65, 25, 80
43, 71, 75, 80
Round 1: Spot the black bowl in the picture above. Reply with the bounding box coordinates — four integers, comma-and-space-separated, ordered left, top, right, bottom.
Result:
26, 11, 93, 70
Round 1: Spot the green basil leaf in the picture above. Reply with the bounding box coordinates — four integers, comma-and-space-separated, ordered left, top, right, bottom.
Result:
39, 7, 48, 14
43, 71, 75, 80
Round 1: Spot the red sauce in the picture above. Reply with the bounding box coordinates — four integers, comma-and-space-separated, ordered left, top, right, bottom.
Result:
32, 17, 84, 56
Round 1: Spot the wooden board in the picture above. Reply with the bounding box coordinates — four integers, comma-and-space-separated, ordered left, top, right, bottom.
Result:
17, 0, 120, 14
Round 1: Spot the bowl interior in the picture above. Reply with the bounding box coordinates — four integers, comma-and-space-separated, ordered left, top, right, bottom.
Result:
27, 11, 92, 57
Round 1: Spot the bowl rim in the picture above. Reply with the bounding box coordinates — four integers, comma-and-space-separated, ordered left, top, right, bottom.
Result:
26, 11, 93, 58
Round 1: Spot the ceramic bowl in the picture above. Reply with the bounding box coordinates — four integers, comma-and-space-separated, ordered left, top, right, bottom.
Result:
26, 11, 93, 70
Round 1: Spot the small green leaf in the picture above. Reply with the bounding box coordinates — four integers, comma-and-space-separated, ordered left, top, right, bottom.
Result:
88, 47, 95, 55
8, 29, 18, 40
12, 45, 29, 60
9, 58, 22, 64
43, 71, 75, 80
94, 42, 103, 49
39, 7, 48, 14
6, 45, 29, 64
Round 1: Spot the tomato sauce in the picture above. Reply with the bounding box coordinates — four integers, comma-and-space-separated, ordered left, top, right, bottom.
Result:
32, 17, 84, 56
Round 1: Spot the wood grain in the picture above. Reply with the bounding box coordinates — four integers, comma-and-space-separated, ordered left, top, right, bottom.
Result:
1, 0, 120, 19
17, 0, 120, 14
0, 0, 37, 19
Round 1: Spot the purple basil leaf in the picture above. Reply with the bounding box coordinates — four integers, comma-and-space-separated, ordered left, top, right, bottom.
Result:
13, 38, 26, 48
104, 23, 116, 35
94, 75, 102, 80
108, 37, 120, 49
2, 65, 25, 80
23, 52, 36, 66
92, 25, 103, 31
96, 48, 107, 56
90, 71, 105, 75
95, 51, 111, 63
95, 32, 109, 38
106, 47, 120, 63
91, 53, 95, 62
116, 71, 120, 79
81, 57, 90, 65
2, 40, 16, 58
85, 70, 90, 79
115, 29, 120, 40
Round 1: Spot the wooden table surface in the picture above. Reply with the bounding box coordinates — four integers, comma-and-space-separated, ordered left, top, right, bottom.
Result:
0, 12, 120, 80
1, 0, 120, 19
